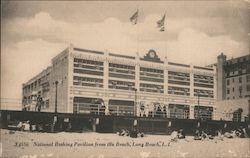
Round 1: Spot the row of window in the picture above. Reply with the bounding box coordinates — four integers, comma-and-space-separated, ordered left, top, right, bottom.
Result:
168, 71, 190, 86
73, 82, 104, 88
168, 86, 190, 96
74, 58, 103, 66
74, 69, 104, 76
109, 73, 135, 79
227, 85, 250, 94
73, 59, 214, 89
73, 67, 214, 88
110, 67, 135, 75
140, 67, 164, 83
108, 80, 135, 91
168, 71, 190, 77
194, 75, 213, 83
140, 72, 164, 78
73, 76, 103, 83
73, 76, 104, 88
227, 75, 250, 85
140, 67, 163, 74
72, 77, 214, 98
194, 89, 214, 98
109, 63, 135, 70
23, 74, 50, 94
74, 63, 104, 71
226, 69, 248, 77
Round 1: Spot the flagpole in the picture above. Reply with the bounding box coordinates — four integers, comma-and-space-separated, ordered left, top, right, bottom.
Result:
163, 12, 167, 61
165, 12, 167, 60
136, 8, 139, 55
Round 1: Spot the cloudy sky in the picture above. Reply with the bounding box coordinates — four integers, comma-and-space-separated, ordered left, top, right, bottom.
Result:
1, 0, 249, 102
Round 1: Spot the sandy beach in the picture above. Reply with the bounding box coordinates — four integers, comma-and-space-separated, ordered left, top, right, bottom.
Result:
1, 129, 249, 158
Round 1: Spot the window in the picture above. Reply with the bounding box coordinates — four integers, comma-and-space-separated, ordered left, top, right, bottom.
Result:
227, 89, 230, 94
247, 75, 250, 82
232, 87, 234, 92
247, 85, 250, 92
239, 77, 242, 83
232, 78, 234, 83
239, 70, 242, 75
239, 86, 242, 94
227, 79, 230, 85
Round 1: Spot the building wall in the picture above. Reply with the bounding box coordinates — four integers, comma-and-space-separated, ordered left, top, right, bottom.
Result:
22, 44, 217, 119
22, 66, 52, 111
66, 45, 216, 119
216, 53, 226, 100
226, 74, 250, 100
216, 53, 250, 101
49, 48, 70, 113
215, 98, 249, 121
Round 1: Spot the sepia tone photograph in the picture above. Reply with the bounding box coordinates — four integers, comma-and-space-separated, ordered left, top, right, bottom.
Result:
0, 0, 250, 158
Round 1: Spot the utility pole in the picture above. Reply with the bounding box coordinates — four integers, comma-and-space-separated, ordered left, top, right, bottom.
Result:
55, 81, 58, 113
134, 88, 137, 117
197, 92, 200, 119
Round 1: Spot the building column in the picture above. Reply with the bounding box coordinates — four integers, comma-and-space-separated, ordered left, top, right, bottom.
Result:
190, 66, 194, 98
104, 99, 109, 115
213, 65, 217, 101
164, 57, 168, 96
67, 44, 74, 113
92, 118, 96, 132
164, 57, 169, 113
189, 105, 195, 119
104, 52, 109, 114
216, 53, 226, 100
104, 51, 109, 90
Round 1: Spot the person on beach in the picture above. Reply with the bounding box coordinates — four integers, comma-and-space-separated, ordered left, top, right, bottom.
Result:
36, 95, 43, 112
224, 130, 236, 138
118, 129, 129, 136
168, 130, 178, 146
201, 130, 210, 140
140, 103, 145, 117
242, 128, 249, 138
194, 129, 202, 140
178, 129, 186, 139
214, 130, 224, 143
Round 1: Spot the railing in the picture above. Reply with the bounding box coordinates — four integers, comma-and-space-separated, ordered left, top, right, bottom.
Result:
73, 103, 105, 115
72, 103, 215, 120
72, 103, 247, 121
0, 98, 22, 110
0, 98, 247, 122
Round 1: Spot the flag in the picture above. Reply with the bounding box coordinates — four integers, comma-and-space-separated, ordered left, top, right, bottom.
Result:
157, 14, 165, 28
130, 10, 138, 24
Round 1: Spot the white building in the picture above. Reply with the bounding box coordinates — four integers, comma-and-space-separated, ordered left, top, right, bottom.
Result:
23, 44, 217, 120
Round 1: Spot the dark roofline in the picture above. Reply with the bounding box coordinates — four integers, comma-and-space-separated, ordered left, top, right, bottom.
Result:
109, 53, 135, 59
168, 62, 190, 68
73, 48, 104, 55
226, 54, 250, 62
193, 66, 213, 71
140, 58, 164, 63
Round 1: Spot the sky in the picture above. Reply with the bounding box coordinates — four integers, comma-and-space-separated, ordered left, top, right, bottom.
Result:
1, 0, 249, 102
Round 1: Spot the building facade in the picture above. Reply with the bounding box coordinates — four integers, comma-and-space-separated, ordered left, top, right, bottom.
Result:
22, 66, 51, 111
23, 44, 217, 120
216, 53, 250, 101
